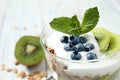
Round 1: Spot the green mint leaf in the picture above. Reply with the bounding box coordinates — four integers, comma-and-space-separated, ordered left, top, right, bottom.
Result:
81, 7, 99, 34
50, 15, 80, 35
71, 15, 80, 29
49, 7, 99, 35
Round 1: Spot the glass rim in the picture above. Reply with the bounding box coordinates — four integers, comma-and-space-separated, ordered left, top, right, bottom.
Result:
40, 25, 119, 63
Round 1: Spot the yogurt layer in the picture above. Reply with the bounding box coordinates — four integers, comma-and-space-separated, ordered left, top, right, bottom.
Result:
46, 31, 120, 76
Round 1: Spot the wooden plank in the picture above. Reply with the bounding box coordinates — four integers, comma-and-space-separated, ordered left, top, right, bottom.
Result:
0, 0, 120, 79
0, 0, 9, 29
0, 0, 46, 80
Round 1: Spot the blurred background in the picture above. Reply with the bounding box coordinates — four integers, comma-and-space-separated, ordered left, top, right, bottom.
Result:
0, 0, 120, 80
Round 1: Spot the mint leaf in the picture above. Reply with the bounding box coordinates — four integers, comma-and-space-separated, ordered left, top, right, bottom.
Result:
81, 7, 99, 34
71, 15, 80, 29
50, 15, 81, 35
49, 7, 99, 35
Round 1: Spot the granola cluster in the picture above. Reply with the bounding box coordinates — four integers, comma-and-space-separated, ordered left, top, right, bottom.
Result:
0, 61, 48, 80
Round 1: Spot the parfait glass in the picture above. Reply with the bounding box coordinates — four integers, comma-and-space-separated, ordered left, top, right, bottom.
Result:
40, 24, 120, 80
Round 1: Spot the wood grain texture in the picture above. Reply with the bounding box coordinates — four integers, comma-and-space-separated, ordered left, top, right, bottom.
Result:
0, 0, 120, 80
0, 0, 46, 80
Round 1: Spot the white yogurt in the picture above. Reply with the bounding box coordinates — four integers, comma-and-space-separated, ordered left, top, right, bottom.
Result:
46, 31, 120, 76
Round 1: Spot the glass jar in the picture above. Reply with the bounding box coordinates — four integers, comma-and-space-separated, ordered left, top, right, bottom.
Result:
40, 24, 120, 80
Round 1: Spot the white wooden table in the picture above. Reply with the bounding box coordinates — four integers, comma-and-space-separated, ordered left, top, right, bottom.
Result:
0, 0, 120, 80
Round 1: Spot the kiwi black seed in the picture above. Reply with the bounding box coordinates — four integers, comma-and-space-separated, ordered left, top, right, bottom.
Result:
105, 33, 120, 55
15, 36, 45, 66
92, 27, 111, 52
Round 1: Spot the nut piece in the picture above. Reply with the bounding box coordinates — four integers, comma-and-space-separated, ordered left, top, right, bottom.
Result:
36, 77, 41, 80
1, 67, 5, 71
0, 64, 5, 71
1, 64, 5, 67
46, 46, 56, 55
6, 68, 12, 72
13, 68, 18, 73
14, 60, 19, 65
28, 72, 34, 77
34, 71, 40, 75
16, 73, 20, 78
42, 72, 48, 77
27, 71, 48, 80
27, 76, 35, 80
19, 71, 26, 78
50, 49, 55, 54
38, 72, 48, 78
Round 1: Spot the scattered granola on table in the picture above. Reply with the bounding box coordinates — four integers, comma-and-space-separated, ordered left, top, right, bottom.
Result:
0, 63, 48, 80
0, 64, 5, 71
6, 68, 13, 72
14, 60, 19, 65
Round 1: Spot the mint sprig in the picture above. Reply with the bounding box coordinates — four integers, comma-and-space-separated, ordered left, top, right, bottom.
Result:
50, 7, 99, 35
50, 15, 81, 35
81, 7, 99, 34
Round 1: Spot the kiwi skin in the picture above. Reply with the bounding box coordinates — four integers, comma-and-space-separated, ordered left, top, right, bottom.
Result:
105, 33, 120, 55
92, 27, 111, 52
15, 36, 45, 67
93, 27, 120, 56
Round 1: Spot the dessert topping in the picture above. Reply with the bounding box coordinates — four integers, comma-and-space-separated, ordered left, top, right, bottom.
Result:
60, 36, 69, 43
71, 51, 81, 60
87, 52, 97, 60
79, 36, 87, 44
85, 43, 95, 52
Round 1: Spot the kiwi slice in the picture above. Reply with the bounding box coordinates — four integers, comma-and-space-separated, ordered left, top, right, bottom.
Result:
105, 33, 120, 55
15, 36, 45, 66
92, 27, 111, 52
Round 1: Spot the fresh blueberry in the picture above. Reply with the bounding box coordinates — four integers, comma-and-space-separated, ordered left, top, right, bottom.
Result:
79, 36, 87, 44
71, 51, 81, 60
69, 34, 79, 45
85, 43, 95, 52
60, 36, 68, 43
74, 43, 85, 52
87, 52, 97, 60
73, 50, 78, 54
64, 43, 74, 51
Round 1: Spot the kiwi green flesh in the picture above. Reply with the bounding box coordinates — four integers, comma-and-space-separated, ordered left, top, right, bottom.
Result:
105, 33, 120, 55
92, 27, 111, 52
15, 36, 45, 66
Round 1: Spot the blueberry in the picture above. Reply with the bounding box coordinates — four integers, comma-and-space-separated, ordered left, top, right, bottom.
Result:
69, 35, 79, 45
60, 36, 68, 43
64, 43, 74, 51
79, 36, 87, 44
71, 51, 81, 60
74, 43, 85, 52
85, 43, 95, 52
87, 52, 97, 60
73, 50, 78, 54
